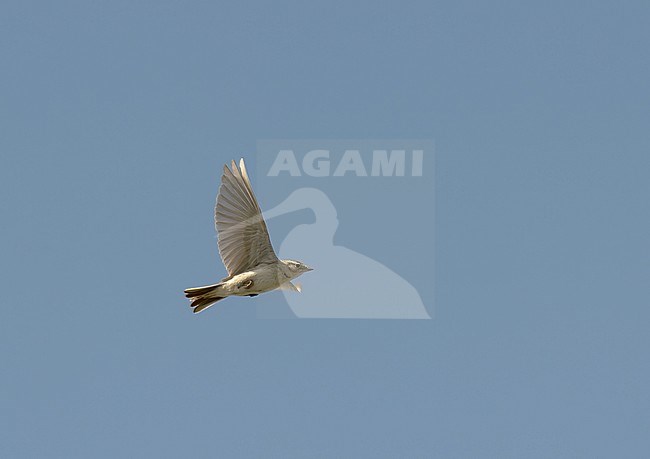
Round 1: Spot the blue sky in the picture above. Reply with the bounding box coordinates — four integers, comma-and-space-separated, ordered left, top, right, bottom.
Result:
1, 1, 649, 457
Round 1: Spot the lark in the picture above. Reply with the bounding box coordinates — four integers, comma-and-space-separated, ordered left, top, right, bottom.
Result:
184, 159, 312, 313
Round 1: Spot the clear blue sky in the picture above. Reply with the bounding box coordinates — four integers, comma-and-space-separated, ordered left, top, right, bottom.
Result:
1, 1, 649, 457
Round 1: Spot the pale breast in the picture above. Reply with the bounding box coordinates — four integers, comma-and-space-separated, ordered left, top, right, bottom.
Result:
226, 263, 287, 295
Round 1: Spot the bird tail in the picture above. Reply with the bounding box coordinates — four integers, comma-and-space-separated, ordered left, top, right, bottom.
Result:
184, 283, 226, 314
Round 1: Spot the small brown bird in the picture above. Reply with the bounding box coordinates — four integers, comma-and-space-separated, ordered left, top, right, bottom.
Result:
184, 159, 312, 313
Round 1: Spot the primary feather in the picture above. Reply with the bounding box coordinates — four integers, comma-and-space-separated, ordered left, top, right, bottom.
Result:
215, 159, 279, 276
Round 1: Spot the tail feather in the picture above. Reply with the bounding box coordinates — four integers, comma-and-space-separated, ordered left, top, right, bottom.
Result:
190, 296, 225, 314
184, 283, 223, 298
184, 282, 226, 314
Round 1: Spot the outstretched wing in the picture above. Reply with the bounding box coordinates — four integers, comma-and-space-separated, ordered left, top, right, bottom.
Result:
215, 159, 279, 276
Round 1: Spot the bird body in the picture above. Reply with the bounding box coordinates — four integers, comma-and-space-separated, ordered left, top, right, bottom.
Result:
184, 159, 312, 313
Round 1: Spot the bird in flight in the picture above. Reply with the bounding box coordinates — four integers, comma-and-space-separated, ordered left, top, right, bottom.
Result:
184, 159, 313, 313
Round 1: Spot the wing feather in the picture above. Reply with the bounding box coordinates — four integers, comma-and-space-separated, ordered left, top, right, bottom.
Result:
215, 159, 278, 276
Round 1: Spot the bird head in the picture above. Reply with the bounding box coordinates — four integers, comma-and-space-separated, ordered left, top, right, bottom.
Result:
280, 259, 314, 278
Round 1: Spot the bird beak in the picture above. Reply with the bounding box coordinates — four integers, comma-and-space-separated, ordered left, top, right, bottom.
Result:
304, 266, 314, 272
